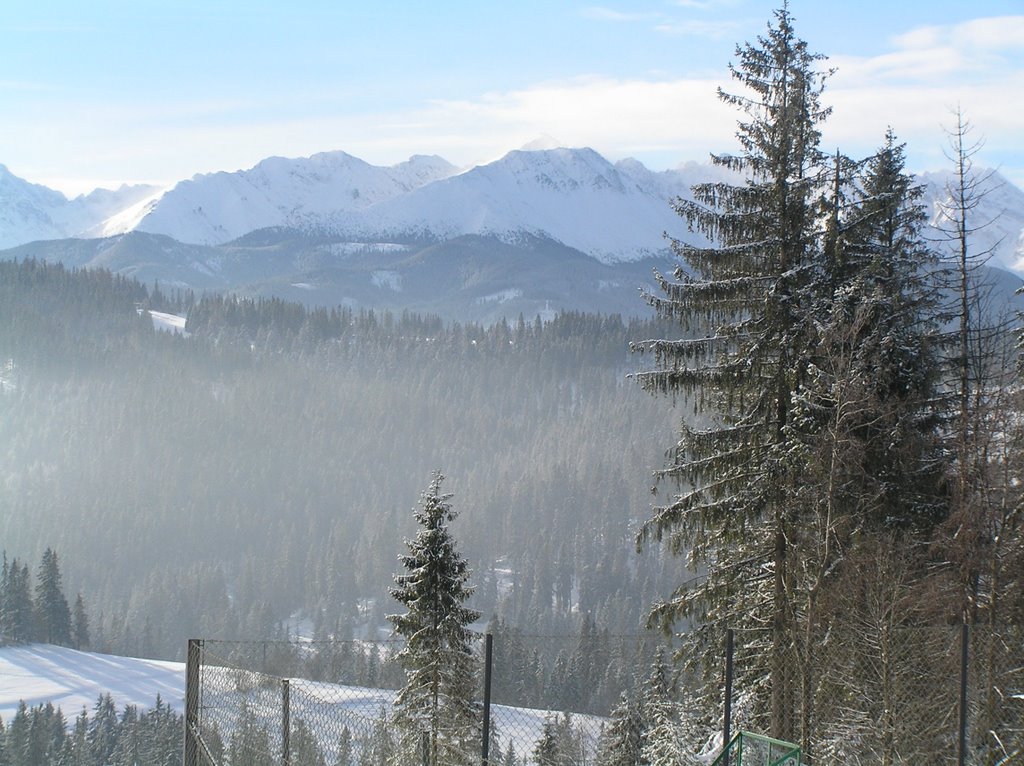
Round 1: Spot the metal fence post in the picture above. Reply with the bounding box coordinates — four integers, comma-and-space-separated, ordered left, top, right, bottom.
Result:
183, 639, 202, 766
723, 628, 734, 766
421, 730, 431, 766
482, 633, 493, 766
959, 623, 969, 766
282, 678, 291, 766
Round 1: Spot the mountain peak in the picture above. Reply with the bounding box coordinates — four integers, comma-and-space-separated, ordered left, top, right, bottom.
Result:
519, 135, 564, 152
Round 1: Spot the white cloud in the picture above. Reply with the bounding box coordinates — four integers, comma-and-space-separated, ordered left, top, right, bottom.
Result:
818, 16, 1024, 169
9, 14, 1023, 196
893, 15, 1024, 53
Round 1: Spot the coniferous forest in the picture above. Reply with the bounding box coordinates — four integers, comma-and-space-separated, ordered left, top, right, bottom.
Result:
0, 258, 681, 666
3, 5, 1024, 766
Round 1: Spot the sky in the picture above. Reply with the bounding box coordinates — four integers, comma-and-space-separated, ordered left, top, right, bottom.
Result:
2, 0, 1022, 196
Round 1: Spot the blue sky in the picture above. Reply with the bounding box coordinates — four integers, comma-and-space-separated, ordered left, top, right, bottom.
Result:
3, 1, 1022, 195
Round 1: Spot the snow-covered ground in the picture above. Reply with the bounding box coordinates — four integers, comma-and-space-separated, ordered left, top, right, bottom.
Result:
0, 644, 185, 723
148, 310, 188, 334
0, 644, 604, 761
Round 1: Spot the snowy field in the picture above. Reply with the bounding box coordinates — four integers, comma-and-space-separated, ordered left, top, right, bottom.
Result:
0, 644, 185, 723
0, 644, 604, 761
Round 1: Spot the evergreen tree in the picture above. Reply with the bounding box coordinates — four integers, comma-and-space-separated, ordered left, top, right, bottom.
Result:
596, 692, 644, 766
388, 472, 480, 766
641, 653, 687, 766
817, 130, 943, 530
68, 708, 90, 766
632, 4, 831, 742
110, 704, 140, 766
532, 717, 562, 766
88, 693, 119, 766
227, 701, 275, 766
290, 718, 327, 766
783, 131, 946, 756
333, 726, 354, 766
35, 548, 73, 646
361, 711, 395, 766
1, 559, 35, 644
72, 594, 91, 651
501, 739, 518, 766
6, 703, 29, 766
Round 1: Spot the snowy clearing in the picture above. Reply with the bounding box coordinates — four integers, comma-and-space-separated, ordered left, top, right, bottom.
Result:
147, 310, 188, 334
0, 644, 185, 723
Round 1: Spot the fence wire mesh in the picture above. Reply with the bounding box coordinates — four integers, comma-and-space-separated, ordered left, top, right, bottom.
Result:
187, 635, 612, 766
185, 626, 1022, 766
725, 623, 1023, 766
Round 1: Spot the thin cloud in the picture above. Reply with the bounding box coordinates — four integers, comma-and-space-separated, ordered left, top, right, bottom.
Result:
833, 16, 1024, 84
892, 15, 1024, 53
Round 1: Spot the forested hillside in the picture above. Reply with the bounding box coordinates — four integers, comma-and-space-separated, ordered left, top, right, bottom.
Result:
0, 259, 680, 662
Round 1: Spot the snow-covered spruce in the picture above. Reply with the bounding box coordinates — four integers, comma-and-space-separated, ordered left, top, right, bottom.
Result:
388, 472, 479, 766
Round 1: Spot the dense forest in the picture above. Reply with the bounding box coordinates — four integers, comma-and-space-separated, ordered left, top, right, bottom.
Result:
0, 695, 181, 766
0, 259, 682, 666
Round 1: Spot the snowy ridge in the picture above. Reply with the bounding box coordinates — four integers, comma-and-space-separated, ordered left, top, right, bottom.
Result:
0, 164, 161, 249
2, 148, 1023, 275
328, 147, 720, 263
919, 169, 1024, 273
130, 152, 458, 245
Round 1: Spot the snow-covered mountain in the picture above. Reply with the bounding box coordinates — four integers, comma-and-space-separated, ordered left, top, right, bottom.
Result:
129, 151, 458, 245
2, 146, 1023, 323
0, 164, 160, 249
920, 169, 1024, 273
323, 147, 727, 263
0, 152, 457, 250
97, 145, 725, 262
3, 147, 1022, 272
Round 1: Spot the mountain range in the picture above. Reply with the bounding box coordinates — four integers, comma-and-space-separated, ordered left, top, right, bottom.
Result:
2, 144, 1022, 322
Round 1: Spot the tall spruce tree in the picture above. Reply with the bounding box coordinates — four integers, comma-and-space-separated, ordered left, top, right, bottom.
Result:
388, 472, 480, 766
72, 593, 90, 651
632, 4, 830, 741
784, 130, 945, 757
1, 559, 35, 644
596, 692, 644, 766
813, 130, 943, 531
35, 548, 72, 646
640, 650, 687, 766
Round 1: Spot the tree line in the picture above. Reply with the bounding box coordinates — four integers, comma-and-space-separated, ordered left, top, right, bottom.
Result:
0, 548, 89, 650
0, 694, 180, 766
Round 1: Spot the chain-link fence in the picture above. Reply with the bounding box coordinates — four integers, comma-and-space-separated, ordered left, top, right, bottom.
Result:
183, 634, 612, 766
722, 624, 1023, 765
183, 626, 1022, 766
